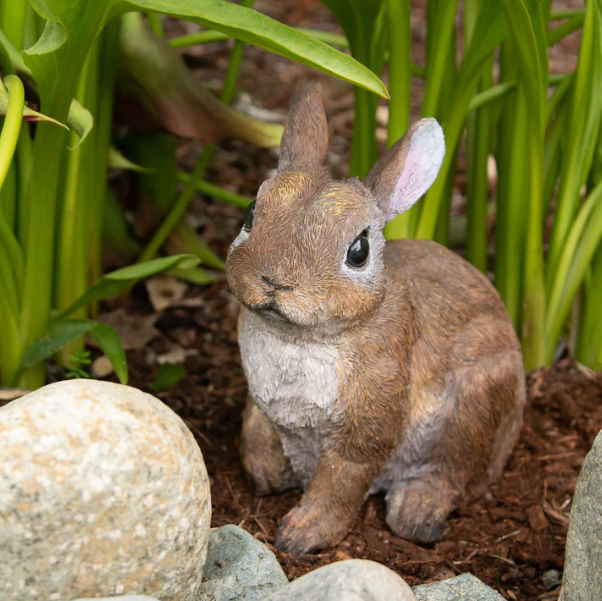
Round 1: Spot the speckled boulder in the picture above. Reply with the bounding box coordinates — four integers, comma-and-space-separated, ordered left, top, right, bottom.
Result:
413, 573, 504, 600
0, 379, 211, 601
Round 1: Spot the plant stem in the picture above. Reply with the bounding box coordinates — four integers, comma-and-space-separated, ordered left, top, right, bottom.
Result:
138, 0, 254, 264
55, 43, 99, 365
0, 76, 24, 193
0, 0, 28, 51
383, 0, 413, 240
88, 20, 119, 308
547, 12, 584, 46
466, 57, 494, 273
147, 12, 164, 37
176, 171, 251, 208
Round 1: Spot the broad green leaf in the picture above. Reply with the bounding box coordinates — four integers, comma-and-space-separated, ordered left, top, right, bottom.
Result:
116, 13, 284, 148
153, 363, 186, 392
89, 321, 128, 384
19, 319, 96, 369
168, 267, 223, 285
53, 254, 200, 321
112, 0, 388, 98
0, 77, 67, 127
68, 99, 94, 148
109, 147, 154, 172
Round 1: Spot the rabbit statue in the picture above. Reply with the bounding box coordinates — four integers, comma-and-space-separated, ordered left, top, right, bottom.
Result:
225, 83, 525, 555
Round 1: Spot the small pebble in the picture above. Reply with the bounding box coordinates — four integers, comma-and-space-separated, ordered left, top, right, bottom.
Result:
542, 569, 561, 590
524, 566, 537, 580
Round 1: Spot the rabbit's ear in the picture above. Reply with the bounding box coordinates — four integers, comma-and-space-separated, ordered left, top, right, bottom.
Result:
278, 82, 328, 174
365, 119, 445, 222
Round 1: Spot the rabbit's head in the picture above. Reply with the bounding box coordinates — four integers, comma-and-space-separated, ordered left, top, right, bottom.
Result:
226, 83, 445, 334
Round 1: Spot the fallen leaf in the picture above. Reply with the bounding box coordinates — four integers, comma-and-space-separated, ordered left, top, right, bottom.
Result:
95, 308, 160, 350
146, 275, 188, 312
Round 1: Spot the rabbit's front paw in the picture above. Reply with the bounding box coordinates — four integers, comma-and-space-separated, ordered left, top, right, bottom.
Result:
275, 502, 348, 554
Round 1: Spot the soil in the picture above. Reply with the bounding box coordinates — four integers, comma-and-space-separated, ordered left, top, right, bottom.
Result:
5, 2, 600, 600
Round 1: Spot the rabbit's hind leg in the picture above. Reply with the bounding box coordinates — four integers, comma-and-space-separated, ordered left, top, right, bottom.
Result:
240, 396, 299, 495
386, 323, 523, 543
385, 474, 458, 543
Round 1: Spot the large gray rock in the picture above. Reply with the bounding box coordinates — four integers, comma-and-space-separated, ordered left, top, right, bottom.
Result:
198, 525, 287, 601
413, 573, 504, 600
562, 428, 602, 601
263, 559, 415, 601
0, 379, 211, 601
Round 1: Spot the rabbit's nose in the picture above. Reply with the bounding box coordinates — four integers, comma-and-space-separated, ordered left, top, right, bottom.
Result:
260, 274, 293, 291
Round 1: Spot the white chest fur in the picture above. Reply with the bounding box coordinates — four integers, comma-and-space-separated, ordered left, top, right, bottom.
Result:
239, 309, 340, 485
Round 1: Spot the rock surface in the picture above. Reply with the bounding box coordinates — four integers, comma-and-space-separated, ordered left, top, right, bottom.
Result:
562, 427, 602, 601
0, 379, 211, 601
263, 559, 416, 601
413, 573, 505, 600
198, 525, 288, 601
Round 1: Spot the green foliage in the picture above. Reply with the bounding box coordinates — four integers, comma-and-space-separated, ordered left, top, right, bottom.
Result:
153, 362, 187, 392
0, 0, 387, 390
65, 349, 91, 379
319, 0, 602, 370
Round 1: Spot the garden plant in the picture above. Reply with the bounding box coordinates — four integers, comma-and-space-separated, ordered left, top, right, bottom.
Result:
0, 0, 385, 390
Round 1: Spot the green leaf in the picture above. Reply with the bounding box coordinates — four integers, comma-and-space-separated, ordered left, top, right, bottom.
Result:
19, 318, 129, 384
153, 362, 186, 392
117, 12, 285, 148
0, 76, 67, 128
89, 321, 128, 384
501, 0, 549, 368
547, 0, 602, 287
53, 254, 200, 321
112, 0, 388, 98
67, 99, 94, 148
109, 146, 154, 172
19, 319, 96, 369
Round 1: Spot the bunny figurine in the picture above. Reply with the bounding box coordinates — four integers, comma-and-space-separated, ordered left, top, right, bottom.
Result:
225, 83, 525, 555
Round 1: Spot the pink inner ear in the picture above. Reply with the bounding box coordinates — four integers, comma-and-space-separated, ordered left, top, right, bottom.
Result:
387, 122, 445, 222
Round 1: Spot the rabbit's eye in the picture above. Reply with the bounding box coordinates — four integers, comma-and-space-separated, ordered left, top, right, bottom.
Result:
243, 201, 256, 232
346, 229, 369, 268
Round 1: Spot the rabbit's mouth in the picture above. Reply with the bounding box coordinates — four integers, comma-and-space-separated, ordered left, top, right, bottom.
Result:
250, 302, 290, 323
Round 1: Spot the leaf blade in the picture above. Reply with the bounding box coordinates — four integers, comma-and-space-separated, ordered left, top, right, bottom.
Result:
115, 0, 388, 97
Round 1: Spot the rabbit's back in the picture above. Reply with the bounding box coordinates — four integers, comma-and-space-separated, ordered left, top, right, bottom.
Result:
384, 238, 508, 327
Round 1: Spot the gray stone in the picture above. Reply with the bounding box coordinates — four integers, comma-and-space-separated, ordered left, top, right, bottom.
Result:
562, 427, 602, 601
541, 569, 560, 591
413, 573, 504, 600
263, 559, 416, 601
198, 525, 287, 601
0, 379, 211, 601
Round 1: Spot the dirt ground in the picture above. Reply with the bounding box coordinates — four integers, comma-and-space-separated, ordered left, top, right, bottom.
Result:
5, 2, 600, 600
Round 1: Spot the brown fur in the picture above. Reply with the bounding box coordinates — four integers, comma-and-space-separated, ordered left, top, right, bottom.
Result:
226, 84, 525, 554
